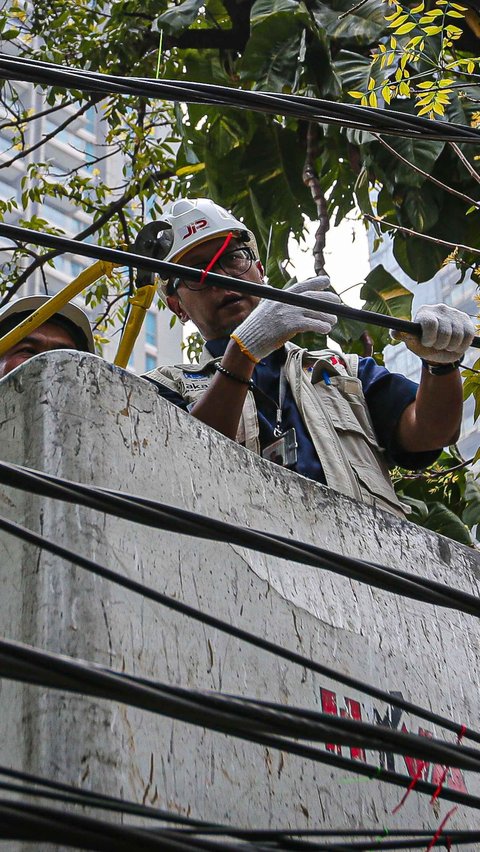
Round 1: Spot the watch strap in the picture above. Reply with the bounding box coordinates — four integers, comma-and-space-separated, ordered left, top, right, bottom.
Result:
421, 357, 463, 375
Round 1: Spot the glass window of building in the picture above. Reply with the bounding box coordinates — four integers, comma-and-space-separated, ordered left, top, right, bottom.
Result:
145, 312, 157, 347
145, 353, 157, 372
84, 107, 96, 136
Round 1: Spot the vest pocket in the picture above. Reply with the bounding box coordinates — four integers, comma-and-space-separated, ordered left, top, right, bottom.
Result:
313, 376, 381, 449
350, 460, 409, 516
311, 377, 406, 516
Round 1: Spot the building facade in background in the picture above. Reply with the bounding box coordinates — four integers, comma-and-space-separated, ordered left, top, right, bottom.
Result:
0, 82, 182, 372
372, 234, 479, 459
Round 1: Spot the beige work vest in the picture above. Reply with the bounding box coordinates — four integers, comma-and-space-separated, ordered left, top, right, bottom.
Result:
148, 344, 407, 517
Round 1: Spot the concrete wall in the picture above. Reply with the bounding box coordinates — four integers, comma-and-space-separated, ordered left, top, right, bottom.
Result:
0, 351, 480, 845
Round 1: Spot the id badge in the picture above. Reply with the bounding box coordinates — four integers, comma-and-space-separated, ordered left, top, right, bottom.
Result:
262, 427, 298, 468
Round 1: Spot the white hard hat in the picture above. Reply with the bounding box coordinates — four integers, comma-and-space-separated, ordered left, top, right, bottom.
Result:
0, 295, 95, 353
156, 197, 259, 296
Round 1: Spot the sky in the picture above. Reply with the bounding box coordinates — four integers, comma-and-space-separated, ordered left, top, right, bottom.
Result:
289, 215, 370, 309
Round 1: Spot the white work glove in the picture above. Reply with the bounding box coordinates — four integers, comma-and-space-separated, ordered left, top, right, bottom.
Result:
231, 276, 341, 363
390, 303, 475, 364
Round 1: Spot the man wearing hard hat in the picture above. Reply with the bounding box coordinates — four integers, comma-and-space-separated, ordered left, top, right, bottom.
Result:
144, 197, 475, 516
0, 295, 95, 379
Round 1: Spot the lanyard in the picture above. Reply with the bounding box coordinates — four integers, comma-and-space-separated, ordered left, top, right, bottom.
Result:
249, 365, 288, 438
274, 368, 288, 436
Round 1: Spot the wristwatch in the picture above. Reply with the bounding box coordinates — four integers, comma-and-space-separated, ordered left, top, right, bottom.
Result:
421, 358, 463, 375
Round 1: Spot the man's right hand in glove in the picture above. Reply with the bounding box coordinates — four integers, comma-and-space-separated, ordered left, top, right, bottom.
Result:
231, 277, 341, 363
189, 276, 341, 440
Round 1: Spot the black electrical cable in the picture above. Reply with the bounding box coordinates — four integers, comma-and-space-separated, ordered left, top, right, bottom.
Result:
0, 222, 478, 348
1, 461, 479, 749
6, 794, 480, 852
0, 798, 254, 852
3, 765, 477, 849
1, 54, 479, 143
3, 517, 480, 783
3, 458, 480, 622
3, 636, 480, 813
5, 633, 480, 774
4, 770, 480, 851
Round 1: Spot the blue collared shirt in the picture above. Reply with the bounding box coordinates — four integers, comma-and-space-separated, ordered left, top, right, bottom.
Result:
146, 339, 439, 483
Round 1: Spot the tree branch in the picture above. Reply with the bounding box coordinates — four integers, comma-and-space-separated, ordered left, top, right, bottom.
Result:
51, 146, 121, 178
93, 290, 128, 331
375, 134, 480, 210
364, 213, 480, 256
450, 141, 480, 186
302, 122, 329, 276
0, 98, 75, 132
0, 98, 98, 171
338, 0, 370, 20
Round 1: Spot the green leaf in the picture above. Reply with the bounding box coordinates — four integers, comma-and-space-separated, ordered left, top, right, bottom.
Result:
334, 49, 374, 94
359, 264, 414, 352
329, 264, 413, 356
237, 11, 307, 91
463, 475, 480, 529
392, 232, 446, 282
401, 185, 441, 232
379, 136, 445, 188
155, 0, 204, 36
423, 502, 473, 546
250, 0, 299, 23
354, 165, 375, 218
397, 494, 429, 520
313, 0, 387, 43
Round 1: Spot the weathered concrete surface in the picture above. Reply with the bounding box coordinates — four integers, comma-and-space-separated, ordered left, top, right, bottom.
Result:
0, 351, 479, 846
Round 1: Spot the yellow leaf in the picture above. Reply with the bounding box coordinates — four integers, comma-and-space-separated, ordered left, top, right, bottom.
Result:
417, 104, 434, 116
438, 77, 455, 87
399, 81, 410, 96
415, 94, 434, 105
368, 91, 378, 108
381, 85, 392, 104
390, 13, 409, 27
348, 91, 365, 99
421, 24, 442, 34
176, 163, 205, 176
368, 77, 376, 90
410, 0, 424, 11
387, 51, 396, 66
379, 287, 411, 299
390, 36, 397, 49
432, 102, 445, 115
467, 61, 475, 73
385, 9, 404, 21
395, 21, 417, 34
447, 9, 466, 17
